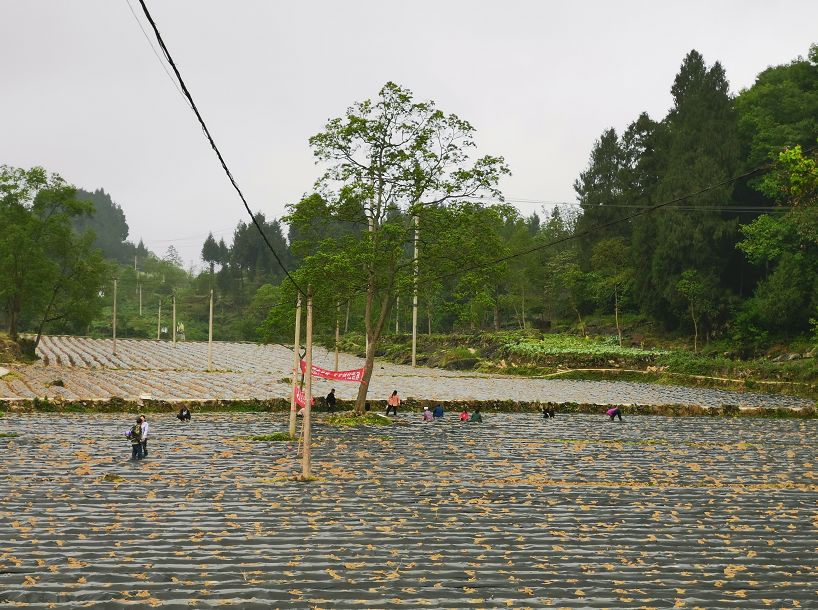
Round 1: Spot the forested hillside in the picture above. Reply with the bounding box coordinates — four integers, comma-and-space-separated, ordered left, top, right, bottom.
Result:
2, 45, 816, 360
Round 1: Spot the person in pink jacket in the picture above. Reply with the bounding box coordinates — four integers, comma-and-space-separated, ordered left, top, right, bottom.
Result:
386, 390, 400, 416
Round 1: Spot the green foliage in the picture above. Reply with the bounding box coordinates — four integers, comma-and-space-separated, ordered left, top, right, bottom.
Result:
0, 166, 110, 343
21, 46, 818, 355
751, 254, 816, 332
502, 335, 667, 359
736, 45, 818, 166
0, 432, 18, 438
325, 412, 392, 427
277, 82, 509, 410
71, 188, 138, 264
242, 432, 293, 442
737, 214, 797, 264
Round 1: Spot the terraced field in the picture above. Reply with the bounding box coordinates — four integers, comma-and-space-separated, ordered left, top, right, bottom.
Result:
0, 336, 811, 409
1, 413, 816, 608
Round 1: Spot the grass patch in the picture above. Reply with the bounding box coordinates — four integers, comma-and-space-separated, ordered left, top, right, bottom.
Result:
325, 412, 392, 427
0, 432, 18, 438
242, 432, 294, 442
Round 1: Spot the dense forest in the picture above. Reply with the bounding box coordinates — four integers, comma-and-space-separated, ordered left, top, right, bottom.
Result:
2, 46, 816, 362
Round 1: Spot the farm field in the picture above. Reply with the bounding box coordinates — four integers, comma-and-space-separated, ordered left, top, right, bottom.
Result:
0, 412, 816, 608
0, 336, 812, 409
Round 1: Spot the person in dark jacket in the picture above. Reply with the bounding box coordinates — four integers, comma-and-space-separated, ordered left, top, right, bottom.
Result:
326, 388, 337, 412
127, 417, 143, 460
432, 404, 444, 418
177, 407, 191, 422
469, 408, 483, 423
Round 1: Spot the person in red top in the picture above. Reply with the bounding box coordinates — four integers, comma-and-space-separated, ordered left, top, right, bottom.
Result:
386, 390, 400, 415
459, 408, 469, 421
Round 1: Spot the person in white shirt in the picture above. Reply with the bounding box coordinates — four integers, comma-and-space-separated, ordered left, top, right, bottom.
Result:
139, 415, 150, 458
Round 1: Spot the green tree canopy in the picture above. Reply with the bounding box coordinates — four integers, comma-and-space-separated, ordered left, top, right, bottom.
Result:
0, 166, 109, 344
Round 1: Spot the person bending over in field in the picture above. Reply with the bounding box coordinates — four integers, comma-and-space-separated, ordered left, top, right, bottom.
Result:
459, 408, 470, 422
607, 407, 623, 421
469, 407, 483, 423
542, 405, 555, 419
386, 390, 400, 416
177, 407, 191, 422
326, 388, 337, 413
432, 404, 444, 418
422, 406, 433, 422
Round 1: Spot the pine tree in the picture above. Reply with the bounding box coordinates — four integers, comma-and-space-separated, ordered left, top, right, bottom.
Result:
638, 50, 742, 331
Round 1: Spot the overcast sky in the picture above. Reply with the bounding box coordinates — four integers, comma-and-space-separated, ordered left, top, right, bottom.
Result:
2, 1, 817, 267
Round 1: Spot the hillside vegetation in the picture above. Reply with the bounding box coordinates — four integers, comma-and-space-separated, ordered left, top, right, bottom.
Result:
339, 325, 818, 399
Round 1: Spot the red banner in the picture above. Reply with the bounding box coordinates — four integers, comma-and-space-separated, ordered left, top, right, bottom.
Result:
300, 360, 365, 383
294, 385, 315, 408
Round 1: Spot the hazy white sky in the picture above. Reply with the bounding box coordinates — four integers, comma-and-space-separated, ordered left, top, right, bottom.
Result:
2, 0, 816, 266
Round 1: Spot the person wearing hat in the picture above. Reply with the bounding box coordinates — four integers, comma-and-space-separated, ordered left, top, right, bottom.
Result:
422, 406, 433, 422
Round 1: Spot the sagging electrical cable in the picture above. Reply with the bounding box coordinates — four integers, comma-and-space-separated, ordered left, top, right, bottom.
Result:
135, 0, 304, 297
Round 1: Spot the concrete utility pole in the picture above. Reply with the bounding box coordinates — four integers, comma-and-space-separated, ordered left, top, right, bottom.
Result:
157, 300, 161, 341
302, 289, 314, 480
207, 290, 214, 371
112, 278, 118, 356
138, 282, 142, 317
289, 295, 302, 438
172, 294, 177, 346
412, 214, 419, 367
334, 301, 340, 371
395, 296, 400, 334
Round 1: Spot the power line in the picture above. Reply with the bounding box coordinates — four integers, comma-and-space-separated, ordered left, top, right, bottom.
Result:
478, 197, 789, 212
123, 0, 187, 104
139, 226, 237, 244
135, 0, 304, 297
323, 144, 817, 304
421, 149, 817, 285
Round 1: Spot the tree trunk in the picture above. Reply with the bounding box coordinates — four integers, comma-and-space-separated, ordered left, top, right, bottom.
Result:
493, 302, 500, 331
521, 287, 526, 330
614, 284, 622, 347
345, 299, 350, 334
427, 300, 433, 336
354, 286, 392, 414
574, 306, 585, 337
8, 296, 20, 342
691, 305, 698, 353
34, 284, 62, 350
